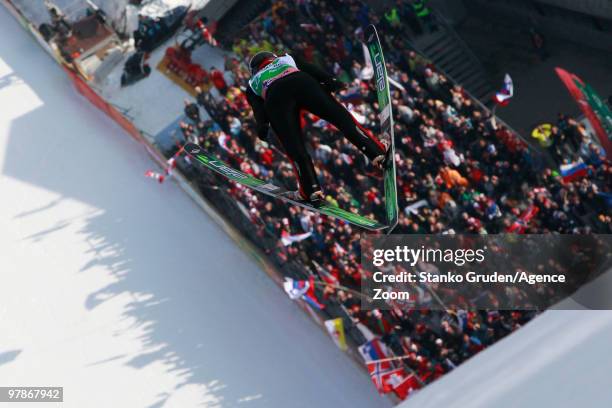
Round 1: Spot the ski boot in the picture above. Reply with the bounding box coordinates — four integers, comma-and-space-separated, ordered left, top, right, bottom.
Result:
309, 190, 325, 204
286, 189, 325, 205
372, 139, 390, 169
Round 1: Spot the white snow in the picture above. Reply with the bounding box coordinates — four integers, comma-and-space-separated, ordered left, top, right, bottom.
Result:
96, 26, 228, 137
396, 239, 612, 408
139, 0, 212, 19
8, 0, 212, 27
399, 310, 612, 408
398, 267, 612, 408
0, 8, 390, 408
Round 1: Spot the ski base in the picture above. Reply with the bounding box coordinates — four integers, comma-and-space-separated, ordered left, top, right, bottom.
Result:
365, 24, 399, 233
183, 143, 386, 231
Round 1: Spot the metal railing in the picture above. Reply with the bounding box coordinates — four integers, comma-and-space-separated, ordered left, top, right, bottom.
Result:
405, 10, 554, 167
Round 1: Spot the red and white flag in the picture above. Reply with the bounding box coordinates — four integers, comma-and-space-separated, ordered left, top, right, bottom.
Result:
367, 361, 396, 393
359, 339, 396, 393
165, 156, 177, 175
493, 73, 514, 106
145, 146, 185, 184
387, 372, 421, 400
280, 229, 313, 246
144, 170, 165, 183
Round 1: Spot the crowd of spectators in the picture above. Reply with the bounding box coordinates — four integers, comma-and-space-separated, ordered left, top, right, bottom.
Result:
168, 0, 611, 395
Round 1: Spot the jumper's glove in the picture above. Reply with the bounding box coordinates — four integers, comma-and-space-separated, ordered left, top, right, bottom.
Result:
322, 77, 346, 93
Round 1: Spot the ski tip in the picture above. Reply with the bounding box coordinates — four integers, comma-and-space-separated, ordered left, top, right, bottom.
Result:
385, 222, 399, 235
183, 143, 201, 155
365, 24, 377, 40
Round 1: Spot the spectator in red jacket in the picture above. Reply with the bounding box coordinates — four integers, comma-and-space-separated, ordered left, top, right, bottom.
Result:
210, 66, 228, 95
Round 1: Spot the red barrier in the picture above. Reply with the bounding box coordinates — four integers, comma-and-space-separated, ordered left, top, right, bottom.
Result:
62, 66, 142, 142
61, 65, 169, 170
556, 67, 612, 160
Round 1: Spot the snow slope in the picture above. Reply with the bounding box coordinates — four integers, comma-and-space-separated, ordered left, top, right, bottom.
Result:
0, 8, 389, 408
398, 266, 612, 408
400, 310, 612, 408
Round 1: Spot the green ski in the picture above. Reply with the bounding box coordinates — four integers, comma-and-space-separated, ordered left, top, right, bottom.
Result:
183, 143, 386, 231
365, 24, 399, 233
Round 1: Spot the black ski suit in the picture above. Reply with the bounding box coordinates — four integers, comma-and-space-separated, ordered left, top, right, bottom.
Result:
246, 55, 385, 200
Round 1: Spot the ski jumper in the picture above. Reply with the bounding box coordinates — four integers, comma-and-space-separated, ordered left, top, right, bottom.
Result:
246, 54, 386, 199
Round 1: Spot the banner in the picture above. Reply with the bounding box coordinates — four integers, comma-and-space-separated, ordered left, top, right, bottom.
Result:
555, 68, 612, 160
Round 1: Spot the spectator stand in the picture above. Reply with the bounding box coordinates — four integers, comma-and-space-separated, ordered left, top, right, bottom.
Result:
157, 15, 227, 96
170, 0, 609, 397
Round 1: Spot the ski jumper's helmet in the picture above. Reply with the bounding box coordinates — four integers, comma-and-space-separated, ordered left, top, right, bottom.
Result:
249, 51, 277, 75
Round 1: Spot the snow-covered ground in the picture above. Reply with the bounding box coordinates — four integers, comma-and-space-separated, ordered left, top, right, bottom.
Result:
399, 265, 612, 408
97, 35, 229, 137
400, 310, 612, 408
0, 8, 390, 408
395, 213, 612, 407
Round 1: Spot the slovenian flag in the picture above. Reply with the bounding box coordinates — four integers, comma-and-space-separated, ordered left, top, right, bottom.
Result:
359, 339, 398, 393
560, 161, 588, 182
493, 73, 514, 106
358, 338, 390, 363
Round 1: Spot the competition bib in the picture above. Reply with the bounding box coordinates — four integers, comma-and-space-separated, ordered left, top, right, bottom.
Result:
249, 54, 299, 98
